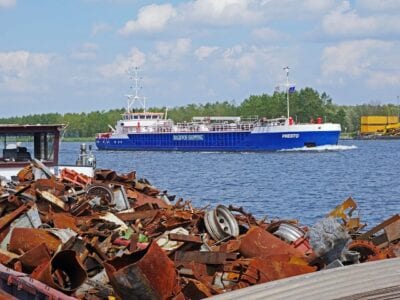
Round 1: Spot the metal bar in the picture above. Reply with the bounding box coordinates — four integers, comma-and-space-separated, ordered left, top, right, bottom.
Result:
357, 214, 400, 240
174, 251, 238, 265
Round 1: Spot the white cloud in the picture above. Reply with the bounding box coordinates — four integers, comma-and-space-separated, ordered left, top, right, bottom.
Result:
322, 2, 377, 37
84, 0, 137, 3
92, 23, 112, 35
322, 1, 400, 38
221, 46, 256, 78
70, 43, 99, 61
82, 43, 98, 51
367, 72, 400, 88
183, 0, 339, 25
302, 0, 339, 13
194, 46, 219, 60
0, 51, 53, 92
149, 38, 192, 71
99, 48, 146, 77
322, 40, 390, 76
155, 38, 191, 58
218, 45, 290, 80
357, 0, 400, 12
117, 0, 344, 36
258, 0, 341, 20
119, 4, 176, 35
321, 39, 400, 88
99, 39, 192, 77
0, 0, 16, 8
251, 27, 284, 41
182, 0, 263, 25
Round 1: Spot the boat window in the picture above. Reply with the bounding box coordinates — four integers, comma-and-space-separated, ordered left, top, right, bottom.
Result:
0, 135, 33, 162
0, 132, 56, 164
133, 116, 138, 119
140, 115, 145, 119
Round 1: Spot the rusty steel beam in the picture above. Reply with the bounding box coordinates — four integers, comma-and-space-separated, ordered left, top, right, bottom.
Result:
37, 190, 68, 211
116, 210, 158, 222
175, 251, 238, 265
357, 214, 400, 240
169, 233, 203, 244
0, 204, 29, 232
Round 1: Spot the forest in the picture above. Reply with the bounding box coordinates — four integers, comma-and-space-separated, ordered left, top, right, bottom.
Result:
1, 87, 398, 138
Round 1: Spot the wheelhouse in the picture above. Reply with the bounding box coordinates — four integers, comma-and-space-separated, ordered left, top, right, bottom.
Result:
122, 112, 164, 121
0, 124, 63, 169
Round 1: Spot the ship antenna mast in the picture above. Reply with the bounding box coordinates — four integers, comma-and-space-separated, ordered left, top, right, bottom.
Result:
126, 67, 146, 113
283, 66, 290, 119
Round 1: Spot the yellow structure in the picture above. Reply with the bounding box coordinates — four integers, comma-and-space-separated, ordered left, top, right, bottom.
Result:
360, 115, 400, 134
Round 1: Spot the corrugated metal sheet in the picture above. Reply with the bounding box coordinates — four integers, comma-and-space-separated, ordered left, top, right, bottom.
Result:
209, 258, 400, 300
361, 116, 399, 125
360, 125, 386, 133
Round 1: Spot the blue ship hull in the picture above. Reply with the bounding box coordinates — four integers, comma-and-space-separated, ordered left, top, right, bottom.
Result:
96, 130, 340, 151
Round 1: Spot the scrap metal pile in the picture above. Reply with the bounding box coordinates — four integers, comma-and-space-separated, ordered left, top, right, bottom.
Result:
0, 162, 399, 299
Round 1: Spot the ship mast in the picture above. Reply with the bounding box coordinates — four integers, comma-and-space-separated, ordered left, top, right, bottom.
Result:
126, 67, 146, 113
283, 66, 290, 119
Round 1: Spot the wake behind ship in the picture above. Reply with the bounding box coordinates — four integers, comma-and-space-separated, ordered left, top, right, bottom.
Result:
96, 68, 341, 152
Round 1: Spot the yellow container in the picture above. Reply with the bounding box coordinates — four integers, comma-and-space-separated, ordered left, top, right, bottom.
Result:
361, 116, 399, 125
360, 124, 386, 134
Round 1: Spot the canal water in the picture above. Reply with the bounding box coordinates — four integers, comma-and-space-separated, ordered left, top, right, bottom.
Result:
60, 140, 400, 227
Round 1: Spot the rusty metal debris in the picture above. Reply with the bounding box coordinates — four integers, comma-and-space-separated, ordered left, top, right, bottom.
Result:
0, 163, 398, 299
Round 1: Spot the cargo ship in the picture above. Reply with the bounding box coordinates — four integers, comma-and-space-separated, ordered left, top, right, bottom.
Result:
96, 68, 341, 151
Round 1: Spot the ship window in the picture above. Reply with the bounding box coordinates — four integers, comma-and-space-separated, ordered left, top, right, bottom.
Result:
140, 115, 145, 119
0, 132, 56, 163
133, 116, 138, 119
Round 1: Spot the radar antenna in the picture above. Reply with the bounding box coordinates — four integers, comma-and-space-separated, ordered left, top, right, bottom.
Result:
126, 67, 146, 113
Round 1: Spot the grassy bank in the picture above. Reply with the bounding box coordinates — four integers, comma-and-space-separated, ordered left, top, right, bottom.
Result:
62, 137, 95, 142
340, 132, 356, 139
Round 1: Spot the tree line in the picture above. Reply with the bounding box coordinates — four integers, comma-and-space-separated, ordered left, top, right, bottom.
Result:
1, 88, 398, 137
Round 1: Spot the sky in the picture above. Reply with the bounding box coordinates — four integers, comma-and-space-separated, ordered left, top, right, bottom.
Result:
0, 0, 400, 117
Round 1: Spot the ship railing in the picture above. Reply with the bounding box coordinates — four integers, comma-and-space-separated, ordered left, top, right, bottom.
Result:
124, 125, 174, 133
258, 117, 286, 127
240, 116, 258, 123
192, 116, 241, 123
209, 123, 255, 131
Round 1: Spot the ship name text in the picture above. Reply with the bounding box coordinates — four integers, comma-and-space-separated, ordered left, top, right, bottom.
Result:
282, 133, 300, 139
173, 134, 204, 141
